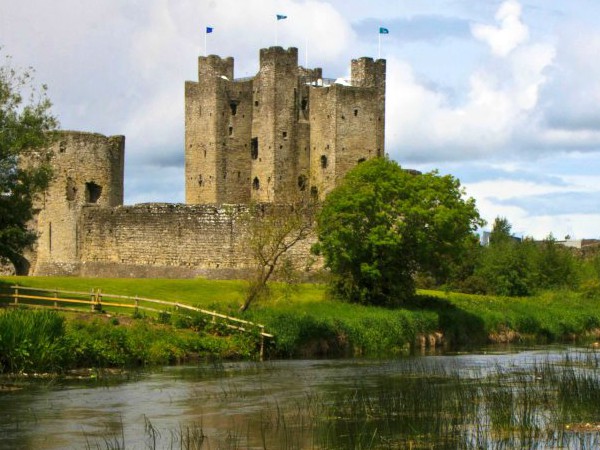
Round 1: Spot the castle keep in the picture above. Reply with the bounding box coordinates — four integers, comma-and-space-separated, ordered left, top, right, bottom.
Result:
185, 46, 385, 203
23, 47, 386, 278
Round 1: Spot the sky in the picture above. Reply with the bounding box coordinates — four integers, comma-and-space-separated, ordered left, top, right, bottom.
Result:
1, 0, 600, 239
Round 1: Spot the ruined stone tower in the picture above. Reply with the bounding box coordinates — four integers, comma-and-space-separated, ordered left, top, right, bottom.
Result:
185, 46, 386, 204
32, 131, 125, 275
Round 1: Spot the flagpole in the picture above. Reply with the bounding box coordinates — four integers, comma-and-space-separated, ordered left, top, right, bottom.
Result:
378, 32, 381, 59
276, 19, 279, 46
205, 31, 208, 56
305, 36, 308, 67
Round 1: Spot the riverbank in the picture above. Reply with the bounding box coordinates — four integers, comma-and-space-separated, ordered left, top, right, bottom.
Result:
1, 276, 599, 372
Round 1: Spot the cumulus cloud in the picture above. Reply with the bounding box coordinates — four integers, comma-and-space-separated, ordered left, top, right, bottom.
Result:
386, 1, 555, 163
471, 0, 529, 57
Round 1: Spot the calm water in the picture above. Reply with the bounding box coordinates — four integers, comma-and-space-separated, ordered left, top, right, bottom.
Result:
0, 346, 598, 449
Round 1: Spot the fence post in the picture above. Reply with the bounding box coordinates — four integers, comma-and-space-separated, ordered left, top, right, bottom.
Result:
54, 289, 58, 308
90, 289, 95, 312
14, 285, 18, 305
260, 326, 265, 362
135, 296, 139, 315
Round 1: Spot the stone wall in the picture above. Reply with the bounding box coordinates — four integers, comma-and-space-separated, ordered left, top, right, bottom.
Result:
34, 203, 318, 279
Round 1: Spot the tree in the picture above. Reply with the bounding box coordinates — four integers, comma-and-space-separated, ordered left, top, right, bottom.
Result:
313, 158, 483, 307
239, 199, 317, 311
0, 53, 57, 273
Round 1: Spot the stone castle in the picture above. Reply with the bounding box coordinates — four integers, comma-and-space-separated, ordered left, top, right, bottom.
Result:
23, 47, 386, 278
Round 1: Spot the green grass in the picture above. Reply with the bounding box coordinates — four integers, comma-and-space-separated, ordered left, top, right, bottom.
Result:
1, 276, 599, 363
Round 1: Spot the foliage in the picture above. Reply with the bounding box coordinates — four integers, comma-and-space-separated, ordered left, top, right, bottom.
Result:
239, 200, 317, 311
442, 218, 583, 297
0, 308, 66, 373
0, 52, 58, 273
314, 158, 483, 307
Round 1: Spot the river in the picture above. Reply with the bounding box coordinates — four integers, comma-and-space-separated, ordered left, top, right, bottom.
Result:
1, 346, 599, 449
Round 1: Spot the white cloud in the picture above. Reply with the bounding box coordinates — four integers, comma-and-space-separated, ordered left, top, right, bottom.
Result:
471, 0, 529, 57
386, 1, 555, 163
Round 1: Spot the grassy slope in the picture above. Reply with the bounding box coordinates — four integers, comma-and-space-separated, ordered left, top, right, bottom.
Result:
1, 276, 598, 358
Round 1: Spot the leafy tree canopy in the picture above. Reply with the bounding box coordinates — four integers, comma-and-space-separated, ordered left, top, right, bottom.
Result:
314, 158, 484, 307
0, 52, 57, 273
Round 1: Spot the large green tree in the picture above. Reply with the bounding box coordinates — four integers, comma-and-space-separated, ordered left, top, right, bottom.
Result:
0, 53, 57, 274
313, 158, 483, 306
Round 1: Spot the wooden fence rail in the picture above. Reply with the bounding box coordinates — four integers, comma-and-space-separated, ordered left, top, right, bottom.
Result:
0, 285, 273, 359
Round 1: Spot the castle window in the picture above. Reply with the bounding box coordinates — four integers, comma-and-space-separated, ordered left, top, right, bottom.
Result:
253, 177, 260, 190
255, 100, 259, 107
228, 126, 233, 136
198, 175, 203, 186
230, 101, 237, 116
354, 109, 359, 117
377, 148, 381, 157
301, 97, 308, 110
297, 175, 307, 191
66, 177, 77, 201
320, 155, 328, 169
251, 138, 258, 159
357, 158, 366, 164
85, 182, 102, 204
283, 131, 287, 139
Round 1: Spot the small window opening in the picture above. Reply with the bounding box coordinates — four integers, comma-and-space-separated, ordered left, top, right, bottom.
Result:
377, 148, 381, 157
66, 177, 77, 201
228, 126, 233, 136
310, 186, 318, 199
297, 175, 307, 191
252, 177, 260, 190
230, 101, 237, 115
320, 155, 328, 169
283, 131, 287, 139
251, 138, 258, 159
85, 182, 102, 204
354, 109, 358, 116
301, 97, 308, 110
357, 158, 366, 164
204, 150, 207, 158
198, 175, 203, 186
237, 171, 241, 180
254, 100, 259, 107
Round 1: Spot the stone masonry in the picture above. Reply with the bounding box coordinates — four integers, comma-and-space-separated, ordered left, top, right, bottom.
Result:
26, 47, 385, 278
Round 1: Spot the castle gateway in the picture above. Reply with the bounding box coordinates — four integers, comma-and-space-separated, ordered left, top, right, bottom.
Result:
25, 47, 386, 278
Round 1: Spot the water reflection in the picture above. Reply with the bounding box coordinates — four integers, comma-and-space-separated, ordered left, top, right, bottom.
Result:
0, 346, 598, 449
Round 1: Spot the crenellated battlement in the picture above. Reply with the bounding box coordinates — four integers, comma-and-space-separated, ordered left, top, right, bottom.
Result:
185, 46, 386, 204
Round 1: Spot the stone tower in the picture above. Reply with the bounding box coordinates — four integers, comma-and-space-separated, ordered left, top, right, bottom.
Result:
184, 46, 386, 204
31, 131, 125, 275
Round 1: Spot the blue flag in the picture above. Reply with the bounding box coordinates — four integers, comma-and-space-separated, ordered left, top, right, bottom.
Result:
276, 14, 287, 20
206, 26, 214, 34
379, 27, 389, 34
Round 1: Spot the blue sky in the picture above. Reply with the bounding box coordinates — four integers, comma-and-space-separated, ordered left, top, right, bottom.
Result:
1, 0, 599, 239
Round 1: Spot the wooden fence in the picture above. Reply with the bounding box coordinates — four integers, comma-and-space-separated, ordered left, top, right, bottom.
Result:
0, 285, 273, 359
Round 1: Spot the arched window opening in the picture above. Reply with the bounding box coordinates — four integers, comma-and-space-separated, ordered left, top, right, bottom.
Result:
85, 182, 102, 204
320, 155, 328, 169
252, 177, 260, 190
251, 138, 258, 159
